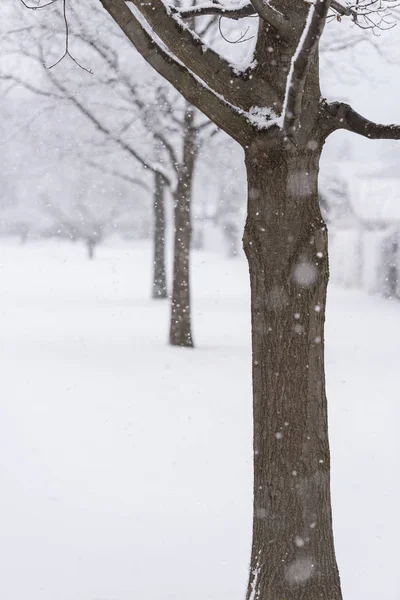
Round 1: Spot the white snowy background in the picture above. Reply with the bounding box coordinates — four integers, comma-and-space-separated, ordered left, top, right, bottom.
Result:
0, 1, 400, 599
0, 240, 399, 600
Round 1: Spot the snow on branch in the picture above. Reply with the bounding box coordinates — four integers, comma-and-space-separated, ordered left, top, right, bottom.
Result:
175, 0, 290, 35
172, 1, 256, 21
125, 0, 253, 110
20, 0, 253, 110
323, 100, 400, 139
174, 0, 398, 33
283, 0, 331, 137
173, 0, 349, 22
99, 0, 252, 144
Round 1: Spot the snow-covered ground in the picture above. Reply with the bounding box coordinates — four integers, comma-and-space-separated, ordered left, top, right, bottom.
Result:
0, 240, 398, 600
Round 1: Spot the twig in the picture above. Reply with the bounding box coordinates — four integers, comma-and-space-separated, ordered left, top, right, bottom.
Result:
47, 0, 92, 73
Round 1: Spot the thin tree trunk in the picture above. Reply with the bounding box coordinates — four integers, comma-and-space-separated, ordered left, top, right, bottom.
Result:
169, 107, 196, 348
87, 239, 95, 260
152, 171, 167, 299
243, 141, 342, 600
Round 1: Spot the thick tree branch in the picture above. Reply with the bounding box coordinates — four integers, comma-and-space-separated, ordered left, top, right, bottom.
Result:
175, 0, 353, 30
196, 0, 395, 33
249, 0, 291, 36
175, 0, 356, 21
283, 0, 331, 136
36, 17, 183, 157
125, 0, 254, 109
175, 0, 291, 35
174, 1, 255, 21
99, 0, 253, 144
324, 100, 400, 139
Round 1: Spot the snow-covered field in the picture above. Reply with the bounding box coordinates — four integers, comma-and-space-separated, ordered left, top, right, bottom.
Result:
0, 240, 398, 600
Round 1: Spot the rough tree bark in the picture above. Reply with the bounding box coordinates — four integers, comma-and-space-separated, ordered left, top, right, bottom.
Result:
169, 106, 196, 347
243, 140, 342, 599
152, 170, 168, 299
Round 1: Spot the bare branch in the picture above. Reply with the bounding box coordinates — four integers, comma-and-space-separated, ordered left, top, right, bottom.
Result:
331, 0, 399, 31
174, 2, 256, 21
42, 61, 172, 180
47, 0, 92, 73
153, 131, 179, 167
323, 100, 400, 139
330, 0, 356, 18
175, 0, 397, 34
19, 0, 58, 10
175, 0, 351, 22
178, 0, 289, 35
218, 17, 254, 44
283, 0, 331, 136
0, 72, 62, 99
125, 0, 253, 109
0, 105, 58, 144
83, 158, 152, 192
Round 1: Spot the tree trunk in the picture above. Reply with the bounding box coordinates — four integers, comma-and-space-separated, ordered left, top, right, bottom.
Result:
152, 171, 168, 299
87, 239, 95, 260
243, 140, 342, 600
169, 107, 196, 348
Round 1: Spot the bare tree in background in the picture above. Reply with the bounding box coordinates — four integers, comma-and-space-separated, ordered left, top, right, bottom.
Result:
152, 170, 168, 298
1, 1, 220, 346
45, 201, 120, 259
20, 0, 400, 598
